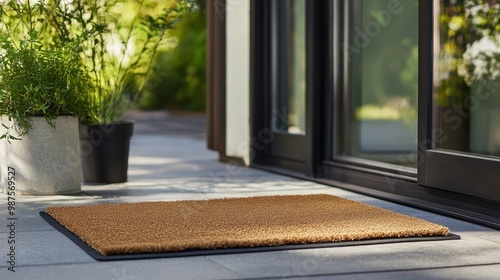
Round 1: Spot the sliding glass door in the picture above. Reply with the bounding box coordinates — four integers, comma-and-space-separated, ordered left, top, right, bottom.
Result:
419, 0, 500, 202
250, 0, 500, 225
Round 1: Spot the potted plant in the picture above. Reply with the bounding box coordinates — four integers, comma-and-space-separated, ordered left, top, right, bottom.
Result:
45, 0, 191, 184
0, 1, 93, 194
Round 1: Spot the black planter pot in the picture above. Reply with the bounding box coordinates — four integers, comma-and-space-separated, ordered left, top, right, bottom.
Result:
79, 121, 134, 184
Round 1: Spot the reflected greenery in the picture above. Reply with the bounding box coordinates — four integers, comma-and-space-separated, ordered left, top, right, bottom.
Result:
353, 0, 419, 123
436, 0, 499, 107
342, 0, 419, 167
435, 0, 500, 155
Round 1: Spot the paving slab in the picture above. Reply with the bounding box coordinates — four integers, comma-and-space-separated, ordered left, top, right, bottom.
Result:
298, 264, 500, 280
0, 257, 239, 280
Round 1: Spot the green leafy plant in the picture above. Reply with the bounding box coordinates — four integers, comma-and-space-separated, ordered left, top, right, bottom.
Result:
46, 0, 194, 124
0, 0, 93, 140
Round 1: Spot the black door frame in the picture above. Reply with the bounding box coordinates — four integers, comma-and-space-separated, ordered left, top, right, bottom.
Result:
250, 0, 331, 176
251, 0, 318, 174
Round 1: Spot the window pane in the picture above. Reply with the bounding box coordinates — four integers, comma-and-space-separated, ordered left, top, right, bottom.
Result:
338, 0, 419, 168
433, 0, 500, 157
272, 0, 306, 135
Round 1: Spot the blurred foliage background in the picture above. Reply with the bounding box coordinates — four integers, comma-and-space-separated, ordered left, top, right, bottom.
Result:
139, 0, 206, 112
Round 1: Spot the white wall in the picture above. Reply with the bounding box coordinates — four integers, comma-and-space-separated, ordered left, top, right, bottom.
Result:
225, 0, 251, 165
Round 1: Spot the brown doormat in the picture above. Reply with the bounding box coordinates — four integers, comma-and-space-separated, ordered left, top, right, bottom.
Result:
41, 194, 459, 261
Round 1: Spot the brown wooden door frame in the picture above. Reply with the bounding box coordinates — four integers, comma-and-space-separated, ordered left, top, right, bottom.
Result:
206, 0, 226, 156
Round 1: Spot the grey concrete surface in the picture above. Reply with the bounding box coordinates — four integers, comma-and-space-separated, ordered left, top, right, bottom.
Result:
0, 111, 499, 279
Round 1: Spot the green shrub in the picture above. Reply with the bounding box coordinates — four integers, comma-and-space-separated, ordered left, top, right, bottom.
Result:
0, 39, 93, 139
0, 0, 93, 139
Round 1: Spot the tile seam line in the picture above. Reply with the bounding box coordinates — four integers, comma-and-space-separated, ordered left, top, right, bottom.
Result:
0, 229, 57, 233
226, 261, 500, 280
0, 256, 222, 269
0, 260, 98, 269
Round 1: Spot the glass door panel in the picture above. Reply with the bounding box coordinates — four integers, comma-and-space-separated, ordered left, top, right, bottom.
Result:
421, 0, 500, 202
336, 0, 419, 170
271, 0, 307, 135
433, 0, 500, 156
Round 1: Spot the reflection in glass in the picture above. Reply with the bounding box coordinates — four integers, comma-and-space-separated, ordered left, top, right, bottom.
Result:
339, 0, 419, 168
271, 0, 306, 135
433, 0, 500, 156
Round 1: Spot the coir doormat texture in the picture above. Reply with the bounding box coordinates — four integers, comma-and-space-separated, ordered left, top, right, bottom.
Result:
40, 194, 459, 261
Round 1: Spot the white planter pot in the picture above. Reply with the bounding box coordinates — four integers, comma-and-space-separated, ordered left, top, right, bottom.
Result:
0, 116, 82, 195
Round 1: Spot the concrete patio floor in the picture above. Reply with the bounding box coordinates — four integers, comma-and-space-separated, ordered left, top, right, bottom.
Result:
1, 112, 500, 280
